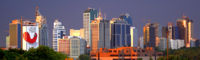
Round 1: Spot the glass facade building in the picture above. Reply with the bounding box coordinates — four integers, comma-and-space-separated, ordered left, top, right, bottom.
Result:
53, 19, 66, 51
91, 18, 111, 52
83, 8, 98, 47
69, 36, 86, 59
110, 18, 131, 48
35, 7, 49, 48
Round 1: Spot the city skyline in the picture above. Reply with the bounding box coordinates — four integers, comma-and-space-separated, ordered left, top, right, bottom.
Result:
1, 0, 200, 47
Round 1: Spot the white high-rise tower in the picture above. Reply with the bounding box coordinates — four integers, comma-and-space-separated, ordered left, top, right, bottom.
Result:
53, 19, 66, 51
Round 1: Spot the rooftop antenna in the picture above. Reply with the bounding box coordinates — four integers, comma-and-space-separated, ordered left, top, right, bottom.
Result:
35, 6, 39, 16
98, 8, 102, 17
104, 13, 106, 20
182, 13, 187, 19
20, 16, 23, 48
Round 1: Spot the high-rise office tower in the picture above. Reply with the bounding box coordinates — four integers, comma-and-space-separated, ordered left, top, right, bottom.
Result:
110, 18, 131, 48
167, 23, 173, 39
130, 27, 138, 47
143, 23, 159, 48
119, 13, 133, 26
176, 16, 193, 48
53, 19, 66, 51
69, 36, 86, 59
22, 21, 39, 50
162, 23, 179, 40
91, 12, 111, 52
69, 28, 84, 39
9, 19, 22, 49
35, 6, 49, 47
83, 8, 98, 47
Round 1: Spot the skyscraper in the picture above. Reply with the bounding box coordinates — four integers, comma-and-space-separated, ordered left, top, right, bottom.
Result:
119, 13, 133, 26
176, 16, 193, 48
9, 19, 22, 49
53, 19, 66, 51
143, 23, 159, 48
35, 6, 49, 47
83, 8, 98, 47
69, 36, 86, 59
91, 13, 111, 52
162, 23, 179, 40
130, 27, 138, 47
110, 18, 131, 48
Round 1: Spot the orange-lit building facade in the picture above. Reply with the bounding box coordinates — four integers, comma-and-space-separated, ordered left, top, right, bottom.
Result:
91, 47, 137, 60
91, 18, 100, 53
143, 23, 159, 48
58, 36, 70, 55
69, 28, 84, 39
177, 16, 193, 48
90, 47, 163, 60
90, 11, 111, 53
9, 19, 22, 49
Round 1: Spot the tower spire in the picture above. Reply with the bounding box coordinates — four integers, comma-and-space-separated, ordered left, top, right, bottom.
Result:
98, 8, 102, 18
35, 6, 41, 16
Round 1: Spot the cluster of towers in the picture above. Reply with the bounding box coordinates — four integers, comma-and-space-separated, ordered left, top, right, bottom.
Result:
142, 16, 194, 50
50, 8, 138, 59
7, 6, 49, 50
6, 7, 197, 59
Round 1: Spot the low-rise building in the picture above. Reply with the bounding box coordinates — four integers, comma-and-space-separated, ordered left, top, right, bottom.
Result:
90, 47, 163, 60
170, 39, 184, 49
58, 36, 70, 55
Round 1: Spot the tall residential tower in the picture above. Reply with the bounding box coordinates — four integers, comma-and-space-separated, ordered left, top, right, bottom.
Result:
53, 19, 66, 51
83, 8, 98, 47
35, 6, 49, 47
176, 16, 193, 48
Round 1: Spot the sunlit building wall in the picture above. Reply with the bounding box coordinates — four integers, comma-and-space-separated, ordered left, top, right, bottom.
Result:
58, 36, 70, 55
169, 39, 184, 49
35, 7, 49, 47
69, 36, 86, 59
130, 27, 138, 47
176, 16, 193, 48
143, 23, 159, 48
9, 19, 21, 49
91, 14, 111, 52
69, 28, 84, 39
83, 8, 98, 47
6, 35, 10, 48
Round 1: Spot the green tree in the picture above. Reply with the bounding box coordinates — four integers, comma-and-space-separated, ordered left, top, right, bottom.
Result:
79, 54, 90, 60
137, 58, 143, 60
149, 56, 153, 60
4, 48, 26, 60
23, 46, 67, 60
0, 49, 5, 60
